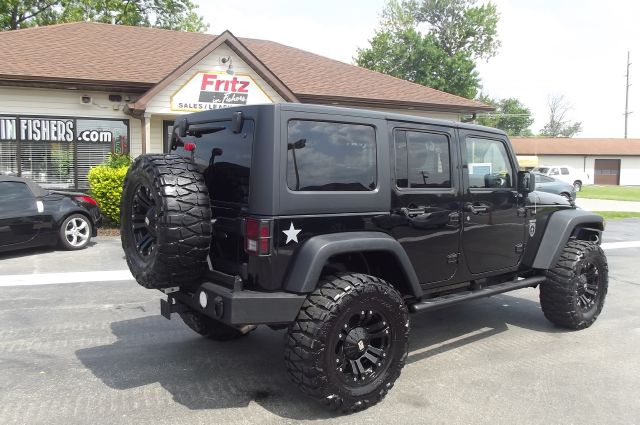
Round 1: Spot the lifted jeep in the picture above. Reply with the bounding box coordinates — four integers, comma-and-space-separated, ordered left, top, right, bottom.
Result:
120, 103, 607, 412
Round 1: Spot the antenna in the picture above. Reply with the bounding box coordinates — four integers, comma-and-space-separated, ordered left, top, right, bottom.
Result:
624, 51, 632, 139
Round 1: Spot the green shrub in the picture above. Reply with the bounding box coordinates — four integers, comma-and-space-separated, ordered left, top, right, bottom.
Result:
103, 153, 132, 168
88, 164, 129, 226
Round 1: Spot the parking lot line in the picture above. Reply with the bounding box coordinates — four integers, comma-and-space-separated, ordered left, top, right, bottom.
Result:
601, 241, 640, 250
0, 270, 133, 286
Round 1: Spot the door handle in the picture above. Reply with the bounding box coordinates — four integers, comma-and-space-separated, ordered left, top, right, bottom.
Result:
465, 204, 488, 215
400, 207, 427, 217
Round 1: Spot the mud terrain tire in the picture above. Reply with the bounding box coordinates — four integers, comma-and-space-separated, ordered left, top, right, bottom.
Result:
284, 273, 409, 413
540, 240, 608, 329
121, 154, 211, 289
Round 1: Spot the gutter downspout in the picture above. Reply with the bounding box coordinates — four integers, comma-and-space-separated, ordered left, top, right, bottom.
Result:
124, 104, 146, 155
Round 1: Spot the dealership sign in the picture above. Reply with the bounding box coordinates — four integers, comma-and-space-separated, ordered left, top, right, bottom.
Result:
170, 72, 272, 112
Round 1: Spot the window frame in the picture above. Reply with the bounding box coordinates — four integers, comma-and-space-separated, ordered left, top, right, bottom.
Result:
463, 134, 517, 191
284, 118, 379, 193
393, 128, 453, 191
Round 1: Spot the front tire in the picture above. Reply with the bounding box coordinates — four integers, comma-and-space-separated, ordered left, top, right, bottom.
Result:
284, 273, 409, 413
540, 240, 608, 329
573, 180, 582, 192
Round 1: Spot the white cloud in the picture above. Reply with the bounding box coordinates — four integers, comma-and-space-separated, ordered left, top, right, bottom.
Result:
195, 0, 640, 137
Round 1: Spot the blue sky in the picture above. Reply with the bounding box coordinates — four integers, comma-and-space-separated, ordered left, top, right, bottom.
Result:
196, 0, 640, 138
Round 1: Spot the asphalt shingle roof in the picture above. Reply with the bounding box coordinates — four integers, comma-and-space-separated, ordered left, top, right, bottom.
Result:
0, 22, 489, 111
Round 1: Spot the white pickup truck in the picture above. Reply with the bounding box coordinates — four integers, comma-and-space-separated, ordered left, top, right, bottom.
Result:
531, 165, 589, 191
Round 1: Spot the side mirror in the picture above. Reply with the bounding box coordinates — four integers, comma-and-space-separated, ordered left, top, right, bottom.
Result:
518, 171, 536, 193
231, 111, 244, 134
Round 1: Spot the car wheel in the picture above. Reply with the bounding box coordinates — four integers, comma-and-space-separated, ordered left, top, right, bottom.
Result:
573, 181, 582, 192
284, 273, 409, 413
560, 192, 572, 200
59, 214, 92, 250
540, 240, 608, 329
120, 154, 211, 289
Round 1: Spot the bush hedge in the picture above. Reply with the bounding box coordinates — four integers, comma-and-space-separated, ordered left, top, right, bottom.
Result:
88, 154, 131, 226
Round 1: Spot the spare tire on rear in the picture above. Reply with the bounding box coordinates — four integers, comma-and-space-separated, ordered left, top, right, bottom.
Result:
120, 154, 212, 289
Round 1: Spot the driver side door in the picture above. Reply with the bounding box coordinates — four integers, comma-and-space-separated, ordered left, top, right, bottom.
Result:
460, 131, 526, 274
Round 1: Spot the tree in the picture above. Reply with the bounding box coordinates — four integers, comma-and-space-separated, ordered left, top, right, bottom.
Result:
355, 0, 500, 99
476, 95, 534, 136
415, 0, 501, 60
1, 0, 208, 32
0, 1, 61, 30
539, 95, 583, 137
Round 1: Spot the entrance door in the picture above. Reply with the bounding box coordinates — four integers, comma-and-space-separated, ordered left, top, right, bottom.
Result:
594, 159, 620, 185
460, 132, 526, 274
162, 120, 174, 153
390, 124, 462, 284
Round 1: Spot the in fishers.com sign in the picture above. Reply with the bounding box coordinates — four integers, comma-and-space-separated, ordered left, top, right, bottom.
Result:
170, 71, 273, 112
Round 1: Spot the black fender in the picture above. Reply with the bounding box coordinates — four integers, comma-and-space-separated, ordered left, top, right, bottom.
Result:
282, 231, 422, 298
531, 209, 604, 270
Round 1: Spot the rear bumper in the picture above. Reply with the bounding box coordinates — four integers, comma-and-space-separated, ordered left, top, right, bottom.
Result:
165, 280, 307, 326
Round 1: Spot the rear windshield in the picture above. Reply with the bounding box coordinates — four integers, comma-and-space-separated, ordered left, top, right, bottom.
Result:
184, 119, 254, 204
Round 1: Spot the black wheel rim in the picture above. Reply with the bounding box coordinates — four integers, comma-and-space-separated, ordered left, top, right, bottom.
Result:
131, 184, 157, 259
577, 260, 600, 311
334, 309, 391, 386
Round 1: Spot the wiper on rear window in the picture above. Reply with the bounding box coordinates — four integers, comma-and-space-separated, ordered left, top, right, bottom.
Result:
188, 125, 226, 138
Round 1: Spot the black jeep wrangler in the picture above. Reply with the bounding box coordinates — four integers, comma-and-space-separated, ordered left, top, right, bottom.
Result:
120, 103, 607, 412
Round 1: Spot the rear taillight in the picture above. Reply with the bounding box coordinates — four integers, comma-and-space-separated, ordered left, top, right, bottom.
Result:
75, 195, 99, 207
245, 217, 272, 256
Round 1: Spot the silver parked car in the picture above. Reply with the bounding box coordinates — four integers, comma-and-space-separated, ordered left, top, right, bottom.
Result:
533, 173, 576, 200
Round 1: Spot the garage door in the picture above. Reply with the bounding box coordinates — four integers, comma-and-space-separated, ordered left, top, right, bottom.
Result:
594, 159, 620, 185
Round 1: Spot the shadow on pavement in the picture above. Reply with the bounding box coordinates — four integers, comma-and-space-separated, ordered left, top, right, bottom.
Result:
0, 241, 97, 260
76, 289, 561, 420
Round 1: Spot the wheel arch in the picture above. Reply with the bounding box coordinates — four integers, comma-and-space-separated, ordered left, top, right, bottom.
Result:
530, 209, 604, 270
282, 232, 423, 299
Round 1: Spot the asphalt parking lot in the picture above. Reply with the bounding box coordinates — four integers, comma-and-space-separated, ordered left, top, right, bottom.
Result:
1, 221, 639, 425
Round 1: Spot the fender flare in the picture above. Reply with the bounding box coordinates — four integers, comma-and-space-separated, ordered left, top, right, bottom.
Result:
282, 231, 422, 298
532, 209, 604, 270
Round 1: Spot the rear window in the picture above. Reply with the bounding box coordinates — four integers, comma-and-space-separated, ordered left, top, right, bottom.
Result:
286, 120, 377, 191
184, 119, 254, 204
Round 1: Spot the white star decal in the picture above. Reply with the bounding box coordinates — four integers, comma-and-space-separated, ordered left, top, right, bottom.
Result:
282, 222, 301, 244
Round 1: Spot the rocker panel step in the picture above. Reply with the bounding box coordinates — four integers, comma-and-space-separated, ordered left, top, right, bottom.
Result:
409, 275, 546, 313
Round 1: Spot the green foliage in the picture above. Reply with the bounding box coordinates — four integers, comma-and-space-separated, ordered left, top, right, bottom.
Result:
103, 153, 132, 168
1, 0, 207, 32
355, 0, 500, 99
415, 0, 501, 59
87, 163, 128, 226
476, 95, 534, 136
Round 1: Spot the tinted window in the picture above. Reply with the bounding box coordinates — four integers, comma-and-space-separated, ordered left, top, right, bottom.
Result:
287, 120, 376, 191
466, 137, 514, 188
533, 167, 549, 174
395, 130, 451, 188
549, 168, 559, 175
182, 119, 254, 204
561, 167, 570, 175
0, 181, 33, 202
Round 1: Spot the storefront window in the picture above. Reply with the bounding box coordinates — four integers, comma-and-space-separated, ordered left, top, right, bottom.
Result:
0, 117, 18, 176
0, 115, 129, 189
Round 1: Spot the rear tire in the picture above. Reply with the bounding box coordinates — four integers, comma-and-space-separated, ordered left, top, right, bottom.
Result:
284, 273, 409, 413
178, 310, 255, 341
540, 240, 608, 329
59, 214, 92, 250
120, 154, 211, 289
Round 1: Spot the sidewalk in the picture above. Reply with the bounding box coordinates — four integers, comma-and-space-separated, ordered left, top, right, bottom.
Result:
576, 198, 640, 212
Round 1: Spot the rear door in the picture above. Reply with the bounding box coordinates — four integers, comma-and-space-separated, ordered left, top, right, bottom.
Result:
459, 131, 526, 274
390, 123, 462, 284
0, 181, 42, 247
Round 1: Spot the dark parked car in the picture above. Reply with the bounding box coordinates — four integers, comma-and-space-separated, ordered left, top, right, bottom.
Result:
0, 176, 101, 253
533, 173, 576, 200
